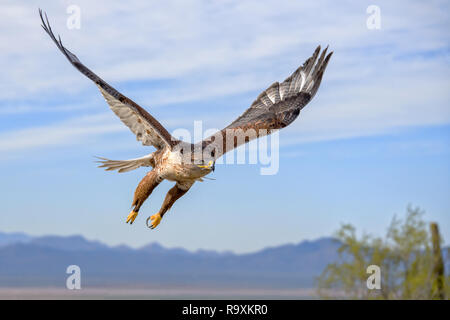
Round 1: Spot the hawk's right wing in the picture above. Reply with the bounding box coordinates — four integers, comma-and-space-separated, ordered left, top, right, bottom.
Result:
40, 9, 177, 150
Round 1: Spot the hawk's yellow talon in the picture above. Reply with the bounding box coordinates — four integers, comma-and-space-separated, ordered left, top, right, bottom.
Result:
126, 210, 138, 224
147, 213, 162, 229
197, 160, 213, 169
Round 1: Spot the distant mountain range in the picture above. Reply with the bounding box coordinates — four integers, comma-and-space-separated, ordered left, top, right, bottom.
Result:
0, 231, 32, 247
0, 231, 340, 288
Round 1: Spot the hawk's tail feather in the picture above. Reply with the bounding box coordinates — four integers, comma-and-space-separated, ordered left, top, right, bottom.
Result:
95, 154, 154, 173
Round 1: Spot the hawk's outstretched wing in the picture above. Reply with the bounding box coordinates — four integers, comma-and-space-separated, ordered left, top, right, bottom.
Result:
200, 46, 332, 159
39, 9, 177, 150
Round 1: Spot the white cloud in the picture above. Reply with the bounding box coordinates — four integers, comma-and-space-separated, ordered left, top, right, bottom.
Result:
0, 113, 125, 152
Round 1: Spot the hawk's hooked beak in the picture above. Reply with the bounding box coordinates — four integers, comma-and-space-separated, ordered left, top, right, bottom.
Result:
197, 160, 215, 172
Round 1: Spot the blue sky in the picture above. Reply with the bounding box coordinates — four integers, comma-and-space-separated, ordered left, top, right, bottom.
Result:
0, 0, 449, 253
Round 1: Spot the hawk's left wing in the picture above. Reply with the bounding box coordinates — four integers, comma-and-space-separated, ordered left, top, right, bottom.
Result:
200, 46, 332, 159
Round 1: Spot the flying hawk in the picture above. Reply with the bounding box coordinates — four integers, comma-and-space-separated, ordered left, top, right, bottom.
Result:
39, 9, 332, 229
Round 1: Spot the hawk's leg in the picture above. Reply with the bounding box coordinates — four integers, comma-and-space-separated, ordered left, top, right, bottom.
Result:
147, 182, 193, 229
126, 170, 162, 224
